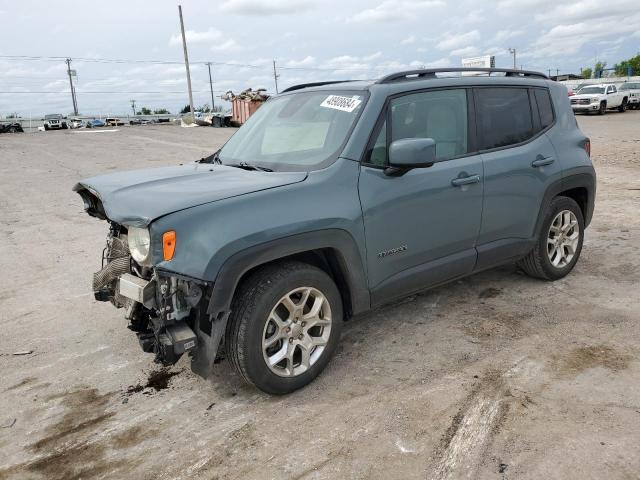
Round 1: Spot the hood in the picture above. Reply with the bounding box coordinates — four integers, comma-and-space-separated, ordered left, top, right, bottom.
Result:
572, 93, 601, 100
74, 163, 307, 227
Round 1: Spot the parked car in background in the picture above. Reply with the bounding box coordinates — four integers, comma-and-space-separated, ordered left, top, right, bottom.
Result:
69, 118, 84, 129
75, 67, 595, 394
570, 83, 628, 114
619, 82, 640, 109
43, 114, 68, 130
129, 118, 152, 125
0, 122, 23, 133
105, 117, 125, 126
86, 119, 106, 128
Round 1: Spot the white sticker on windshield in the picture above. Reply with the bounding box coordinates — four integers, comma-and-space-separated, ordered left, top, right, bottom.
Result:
320, 95, 362, 113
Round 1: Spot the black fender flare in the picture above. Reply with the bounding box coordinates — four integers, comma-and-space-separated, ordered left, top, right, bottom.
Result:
533, 171, 596, 238
206, 229, 370, 320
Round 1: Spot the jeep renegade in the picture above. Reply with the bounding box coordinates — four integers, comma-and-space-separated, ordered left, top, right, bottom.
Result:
74, 68, 596, 394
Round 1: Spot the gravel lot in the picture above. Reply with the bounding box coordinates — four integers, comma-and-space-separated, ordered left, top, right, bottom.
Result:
1, 113, 639, 480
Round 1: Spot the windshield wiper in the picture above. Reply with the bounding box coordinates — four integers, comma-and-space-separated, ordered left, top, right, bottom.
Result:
228, 161, 273, 172
197, 150, 222, 165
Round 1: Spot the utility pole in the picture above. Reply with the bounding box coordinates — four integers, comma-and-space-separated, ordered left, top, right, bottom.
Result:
548, 68, 552, 77
508, 48, 516, 69
178, 5, 195, 117
556, 68, 560, 77
130, 99, 136, 116
206, 62, 215, 111
273, 59, 280, 94
65, 58, 78, 115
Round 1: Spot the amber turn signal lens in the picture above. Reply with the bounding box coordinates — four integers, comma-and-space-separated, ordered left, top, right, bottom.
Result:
162, 231, 176, 261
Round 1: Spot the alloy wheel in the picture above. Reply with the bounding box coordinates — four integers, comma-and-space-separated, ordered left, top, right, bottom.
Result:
547, 210, 580, 268
262, 287, 332, 377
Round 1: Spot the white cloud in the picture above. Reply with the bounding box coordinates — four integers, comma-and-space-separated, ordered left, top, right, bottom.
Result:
168, 28, 222, 46
532, 13, 640, 57
363, 52, 383, 61
423, 57, 451, 68
535, 0, 637, 23
210, 39, 241, 52
220, 0, 317, 15
460, 10, 483, 25
436, 30, 480, 50
285, 56, 316, 67
492, 29, 523, 43
347, 0, 444, 24
450, 46, 480, 57
401, 35, 417, 45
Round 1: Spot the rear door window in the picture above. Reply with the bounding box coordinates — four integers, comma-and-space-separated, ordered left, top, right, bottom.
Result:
475, 87, 534, 150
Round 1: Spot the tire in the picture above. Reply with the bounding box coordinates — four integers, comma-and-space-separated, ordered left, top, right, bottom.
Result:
44, 125, 49, 131
7, 127, 16, 133
518, 196, 584, 281
618, 98, 627, 113
226, 261, 343, 394
598, 101, 606, 115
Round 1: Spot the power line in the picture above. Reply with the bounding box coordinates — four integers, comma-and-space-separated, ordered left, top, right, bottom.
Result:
0, 90, 259, 94
0, 54, 380, 72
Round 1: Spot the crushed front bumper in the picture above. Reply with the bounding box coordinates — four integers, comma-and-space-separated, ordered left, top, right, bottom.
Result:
92, 227, 226, 378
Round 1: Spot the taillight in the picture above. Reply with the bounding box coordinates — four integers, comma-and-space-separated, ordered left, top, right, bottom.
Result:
584, 138, 591, 158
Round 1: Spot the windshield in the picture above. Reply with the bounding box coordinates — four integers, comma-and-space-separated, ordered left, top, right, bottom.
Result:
579, 87, 605, 94
45, 114, 62, 120
219, 90, 367, 171
620, 83, 639, 90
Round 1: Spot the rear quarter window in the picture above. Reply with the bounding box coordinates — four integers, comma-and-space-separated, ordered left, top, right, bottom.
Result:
476, 87, 534, 150
534, 89, 554, 130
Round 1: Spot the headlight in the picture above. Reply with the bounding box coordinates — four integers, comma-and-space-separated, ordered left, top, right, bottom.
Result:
127, 226, 151, 265
592, 98, 599, 103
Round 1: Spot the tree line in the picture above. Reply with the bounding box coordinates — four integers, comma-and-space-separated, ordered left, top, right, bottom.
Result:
581, 54, 640, 79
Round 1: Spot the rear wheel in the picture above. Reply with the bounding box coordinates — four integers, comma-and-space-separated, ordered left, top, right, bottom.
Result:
518, 196, 584, 280
226, 261, 343, 394
598, 101, 607, 115
618, 98, 628, 112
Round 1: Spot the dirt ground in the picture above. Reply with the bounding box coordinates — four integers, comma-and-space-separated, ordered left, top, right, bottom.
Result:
1, 113, 639, 480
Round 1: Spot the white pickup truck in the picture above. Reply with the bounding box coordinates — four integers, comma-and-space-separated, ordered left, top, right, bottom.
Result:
570, 83, 628, 115
619, 82, 640, 109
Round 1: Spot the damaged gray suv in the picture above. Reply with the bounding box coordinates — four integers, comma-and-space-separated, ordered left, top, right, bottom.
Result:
75, 68, 595, 394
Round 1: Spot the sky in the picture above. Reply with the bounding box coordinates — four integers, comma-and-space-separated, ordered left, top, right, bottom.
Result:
1, 0, 639, 117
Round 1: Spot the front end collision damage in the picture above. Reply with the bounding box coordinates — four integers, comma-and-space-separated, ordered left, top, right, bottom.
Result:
89, 218, 227, 378
74, 158, 367, 379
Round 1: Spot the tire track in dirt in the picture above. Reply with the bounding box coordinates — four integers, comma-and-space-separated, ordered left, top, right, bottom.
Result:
429, 371, 510, 480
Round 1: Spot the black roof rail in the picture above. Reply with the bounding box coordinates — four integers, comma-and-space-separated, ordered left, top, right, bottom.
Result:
377, 68, 548, 84
281, 80, 357, 93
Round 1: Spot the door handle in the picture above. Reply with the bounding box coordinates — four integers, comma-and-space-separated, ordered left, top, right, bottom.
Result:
451, 174, 480, 187
531, 155, 555, 167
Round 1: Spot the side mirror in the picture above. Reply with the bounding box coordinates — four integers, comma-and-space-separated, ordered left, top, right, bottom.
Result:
388, 138, 437, 169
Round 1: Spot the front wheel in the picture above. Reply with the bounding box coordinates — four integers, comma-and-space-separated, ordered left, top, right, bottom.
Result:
226, 261, 343, 394
598, 101, 607, 115
518, 196, 584, 280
